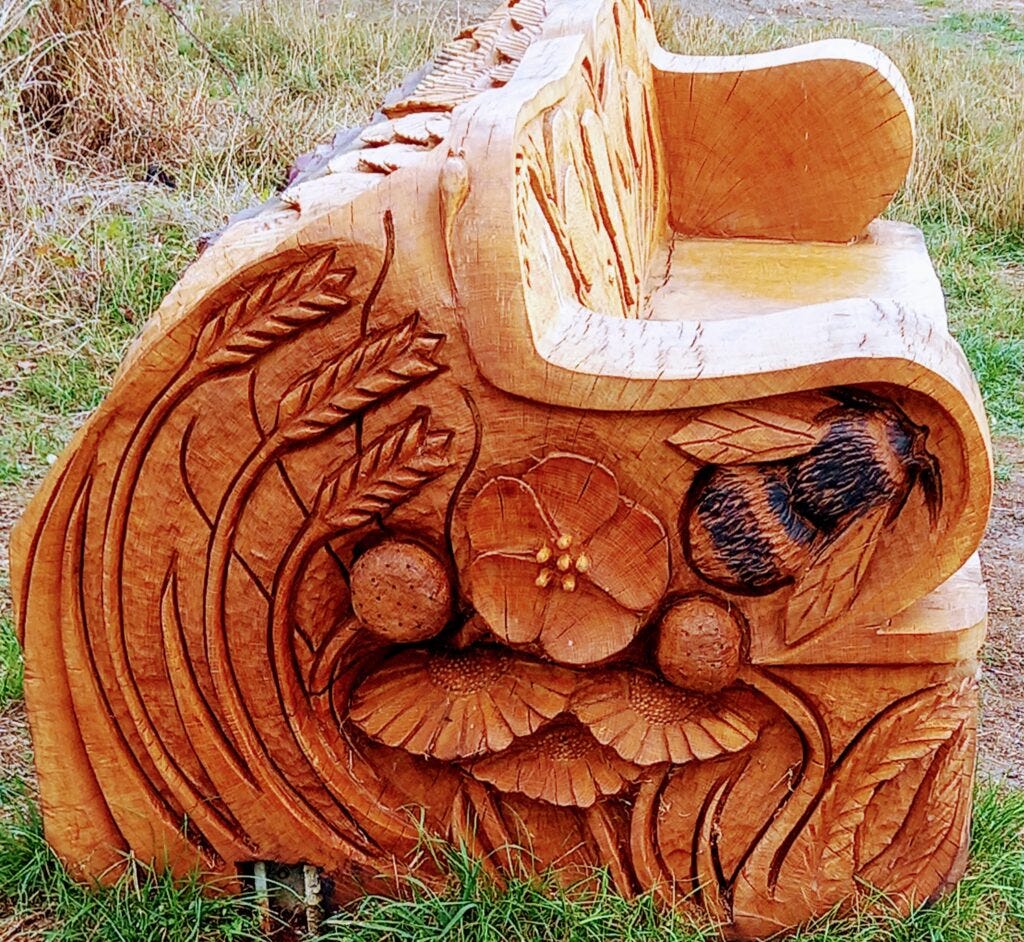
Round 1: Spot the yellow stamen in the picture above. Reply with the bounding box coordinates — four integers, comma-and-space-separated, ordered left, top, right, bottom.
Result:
535, 569, 554, 588
561, 574, 577, 592
575, 554, 590, 573
556, 553, 572, 572
535, 545, 552, 564
556, 534, 573, 550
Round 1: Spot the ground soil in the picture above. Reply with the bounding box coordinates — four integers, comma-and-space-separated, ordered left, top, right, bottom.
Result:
979, 439, 1024, 786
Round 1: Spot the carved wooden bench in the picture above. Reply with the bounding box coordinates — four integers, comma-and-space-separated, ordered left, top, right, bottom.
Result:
11, 0, 992, 937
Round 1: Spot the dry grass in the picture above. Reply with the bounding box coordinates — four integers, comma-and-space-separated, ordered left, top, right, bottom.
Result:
653, 7, 1024, 233
0, 0, 474, 497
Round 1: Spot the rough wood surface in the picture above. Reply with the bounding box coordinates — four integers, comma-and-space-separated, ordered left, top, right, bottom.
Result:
9, 0, 992, 937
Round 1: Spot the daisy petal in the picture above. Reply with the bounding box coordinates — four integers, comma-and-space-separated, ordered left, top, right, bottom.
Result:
468, 721, 635, 807
350, 647, 571, 761
572, 669, 758, 766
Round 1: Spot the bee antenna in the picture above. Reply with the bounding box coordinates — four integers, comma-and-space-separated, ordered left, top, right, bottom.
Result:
918, 453, 943, 526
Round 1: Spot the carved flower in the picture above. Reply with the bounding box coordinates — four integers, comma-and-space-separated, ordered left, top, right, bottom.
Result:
465, 454, 670, 665
348, 646, 576, 761
468, 720, 638, 807
571, 669, 758, 766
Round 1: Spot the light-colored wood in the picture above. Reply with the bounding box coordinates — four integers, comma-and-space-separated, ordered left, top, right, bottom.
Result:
9, 0, 992, 937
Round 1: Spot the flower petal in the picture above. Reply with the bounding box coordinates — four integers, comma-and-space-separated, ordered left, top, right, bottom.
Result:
350, 647, 570, 761
571, 669, 759, 766
466, 475, 552, 556
584, 499, 670, 611
468, 721, 635, 807
522, 454, 620, 543
469, 554, 547, 645
539, 583, 642, 665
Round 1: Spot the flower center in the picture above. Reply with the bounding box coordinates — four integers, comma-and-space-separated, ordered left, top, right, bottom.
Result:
534, 533, 590, 592
427, 649, 511, 694
627, 673, 699, 726
538, 724, 595, 761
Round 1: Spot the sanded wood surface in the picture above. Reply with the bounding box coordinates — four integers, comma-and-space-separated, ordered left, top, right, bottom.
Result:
9, 0, 992, 938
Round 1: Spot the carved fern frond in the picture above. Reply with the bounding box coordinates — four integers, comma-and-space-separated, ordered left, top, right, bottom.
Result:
785, 507, 887, 645
667, 405, 821, 465
274, 314, 445, 444
194, 250, 356, 369
311, 411, 454, 534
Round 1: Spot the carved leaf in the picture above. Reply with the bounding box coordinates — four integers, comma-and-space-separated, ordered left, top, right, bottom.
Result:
785, 507, 887, 645
274, 315, 444, 443
775, 680, 974, 911
667, 406, 820, 465
194, 250, 356, 369
858, 717, 974, 899
310, 411, 453, 535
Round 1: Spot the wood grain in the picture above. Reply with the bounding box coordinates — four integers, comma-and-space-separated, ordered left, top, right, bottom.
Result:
9, 0, 992, 936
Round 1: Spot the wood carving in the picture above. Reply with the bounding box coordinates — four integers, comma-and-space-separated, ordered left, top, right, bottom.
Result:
9, 0, 993, 938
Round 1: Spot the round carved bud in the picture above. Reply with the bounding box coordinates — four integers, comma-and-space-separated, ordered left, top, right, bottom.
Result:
350, 541, 452, 643
655, 596, 743, 694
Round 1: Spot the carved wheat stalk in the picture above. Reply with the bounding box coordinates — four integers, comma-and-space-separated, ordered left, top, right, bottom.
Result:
273, 314, 443, 444
265, 412, 454, 849
307, 409, 453, 537
193, 251, 356, 370
97, 248, 357, 849
201, 322, 445, 852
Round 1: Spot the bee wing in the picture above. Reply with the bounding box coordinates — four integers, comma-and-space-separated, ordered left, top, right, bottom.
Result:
784, 507, 888, 645
667, 405, 820, 465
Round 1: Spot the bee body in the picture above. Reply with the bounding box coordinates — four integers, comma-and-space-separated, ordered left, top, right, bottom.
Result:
686, 465, 817, 594
788, 408, 915, 533
682, 391, 942, 596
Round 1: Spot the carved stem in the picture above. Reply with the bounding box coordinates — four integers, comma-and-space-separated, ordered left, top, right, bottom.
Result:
264, 416, 457, 853
202, 434, 372, 856
733, 666, 829, 904
269, 523, 423, 853
98, 363, 240, 853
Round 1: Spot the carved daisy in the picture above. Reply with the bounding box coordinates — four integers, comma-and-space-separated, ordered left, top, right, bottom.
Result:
348, 646, 576, 761
465, 453, 670, 665
571, 669, 759, 766
468, 720, 638, 808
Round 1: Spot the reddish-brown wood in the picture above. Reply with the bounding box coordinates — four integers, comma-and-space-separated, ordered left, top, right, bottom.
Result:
9, 0, 992, 937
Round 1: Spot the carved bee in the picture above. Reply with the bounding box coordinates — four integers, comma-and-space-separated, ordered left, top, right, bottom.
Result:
675, 389, 943, 596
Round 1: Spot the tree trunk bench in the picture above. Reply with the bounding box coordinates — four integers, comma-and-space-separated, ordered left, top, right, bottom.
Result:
11, 0, 992, 937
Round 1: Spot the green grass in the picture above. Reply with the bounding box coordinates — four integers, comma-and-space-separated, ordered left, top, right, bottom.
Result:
917, 218, 1024, 435
936, 11, 1024, 51
0, 204, 197, 486
315, 784, 1024, 941
0, 798, 262, 940
0, 782, 1020, 941
0, 614, 22, 706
